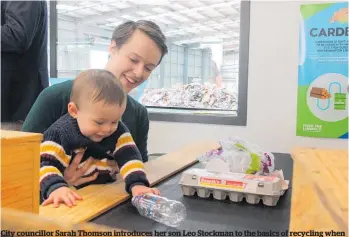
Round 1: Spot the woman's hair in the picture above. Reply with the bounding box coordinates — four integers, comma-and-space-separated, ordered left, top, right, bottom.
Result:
111, 20, 168, 64
70, 69, 126, 107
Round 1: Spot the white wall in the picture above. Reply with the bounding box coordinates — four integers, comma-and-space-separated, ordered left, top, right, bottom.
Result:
147, 1, 349, 154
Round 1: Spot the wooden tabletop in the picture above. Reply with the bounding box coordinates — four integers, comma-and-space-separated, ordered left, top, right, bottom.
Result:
290, 147, 348, 234
92, 153, 294, 233
39, 141, 220, 223
3, 140, 347, 234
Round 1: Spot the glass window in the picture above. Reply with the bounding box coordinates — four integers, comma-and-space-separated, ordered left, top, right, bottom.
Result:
51, 0, 249, 125
90, 50, 109, 69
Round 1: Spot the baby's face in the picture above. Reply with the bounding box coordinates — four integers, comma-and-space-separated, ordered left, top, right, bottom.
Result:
76, 100, 126, 142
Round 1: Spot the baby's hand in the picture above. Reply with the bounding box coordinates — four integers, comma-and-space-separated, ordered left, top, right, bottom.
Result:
42, 187, 82, 208
131, 185, 160, 197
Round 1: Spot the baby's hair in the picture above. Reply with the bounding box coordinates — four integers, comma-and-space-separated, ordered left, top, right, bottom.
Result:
70, 69, 126, 108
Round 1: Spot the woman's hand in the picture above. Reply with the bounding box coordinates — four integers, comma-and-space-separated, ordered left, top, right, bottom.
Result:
63, 151, 99, 186
42, 187, 82, 208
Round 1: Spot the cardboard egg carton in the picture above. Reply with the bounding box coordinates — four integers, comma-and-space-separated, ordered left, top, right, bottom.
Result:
179, 160, 289, 206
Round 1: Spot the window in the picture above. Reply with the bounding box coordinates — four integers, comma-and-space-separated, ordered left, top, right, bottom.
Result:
90, 50, 109, 69
50, 0, 250, 125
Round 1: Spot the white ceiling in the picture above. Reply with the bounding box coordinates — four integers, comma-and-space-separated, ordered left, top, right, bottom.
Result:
56, 0, 241, 51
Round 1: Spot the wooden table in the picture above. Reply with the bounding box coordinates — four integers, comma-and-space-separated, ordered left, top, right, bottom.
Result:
92, 153, 294, 234
2, 142, 347, 236
39, 141, 220, 223
91, 147, 348, 236
290, 147, 348, 234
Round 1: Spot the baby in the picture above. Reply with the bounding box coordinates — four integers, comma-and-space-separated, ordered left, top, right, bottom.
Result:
39, 69, 158, 207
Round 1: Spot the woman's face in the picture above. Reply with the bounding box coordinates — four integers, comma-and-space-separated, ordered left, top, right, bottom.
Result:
106, 29, 162, 93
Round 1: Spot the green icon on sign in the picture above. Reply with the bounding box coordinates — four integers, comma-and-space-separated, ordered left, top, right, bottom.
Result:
334, 93, 346, 110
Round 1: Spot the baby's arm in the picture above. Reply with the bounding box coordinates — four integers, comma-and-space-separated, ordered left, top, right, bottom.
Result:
40, 129, 81, 207
113, 122, 158, 196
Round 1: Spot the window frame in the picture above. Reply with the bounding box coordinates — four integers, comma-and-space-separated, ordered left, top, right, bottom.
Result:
147, 1, 250, 126
49, 1, 250, 126
49, 1, 58, 78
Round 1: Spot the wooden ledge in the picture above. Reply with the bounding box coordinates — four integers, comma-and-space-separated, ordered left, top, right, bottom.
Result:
290, 147, 348, 234
39, 141, 219, 223
1, 130, 42, 145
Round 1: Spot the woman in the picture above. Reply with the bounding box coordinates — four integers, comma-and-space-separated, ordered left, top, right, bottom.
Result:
21, 20, 168, 186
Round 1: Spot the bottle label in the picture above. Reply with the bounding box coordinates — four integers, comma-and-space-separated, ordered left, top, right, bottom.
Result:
146, 195, 158, 217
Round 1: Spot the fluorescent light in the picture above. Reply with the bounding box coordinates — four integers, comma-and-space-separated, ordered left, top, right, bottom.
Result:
152, 7, 167, 13
135, 0, 170, 5
137, 11, 151, 16
56, 4, 76, 11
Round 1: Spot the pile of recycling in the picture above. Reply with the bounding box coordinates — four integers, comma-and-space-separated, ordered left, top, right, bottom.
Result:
139, 83, 237, 110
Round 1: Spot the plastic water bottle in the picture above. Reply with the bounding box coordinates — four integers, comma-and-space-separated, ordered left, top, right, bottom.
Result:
131, 193, 187, 227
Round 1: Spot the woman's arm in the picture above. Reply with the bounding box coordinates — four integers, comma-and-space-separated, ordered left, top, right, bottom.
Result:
136, 106, 149, 162
21, 81, 71, 133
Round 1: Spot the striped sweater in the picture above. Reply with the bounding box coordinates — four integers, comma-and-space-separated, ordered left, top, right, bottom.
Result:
39, 114, 149, 204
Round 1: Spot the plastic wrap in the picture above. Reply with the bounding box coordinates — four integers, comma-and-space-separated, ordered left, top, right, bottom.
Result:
197, 137, 275, 175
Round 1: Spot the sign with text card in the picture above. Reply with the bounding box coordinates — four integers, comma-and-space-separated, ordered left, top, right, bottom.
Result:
297, 2, 348, 138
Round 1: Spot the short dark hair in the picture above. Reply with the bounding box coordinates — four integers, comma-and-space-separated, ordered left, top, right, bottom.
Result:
111, 20, 168, 64
71, 69, 126, 107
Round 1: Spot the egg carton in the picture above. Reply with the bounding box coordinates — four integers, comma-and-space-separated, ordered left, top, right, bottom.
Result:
179, 168, 289, 206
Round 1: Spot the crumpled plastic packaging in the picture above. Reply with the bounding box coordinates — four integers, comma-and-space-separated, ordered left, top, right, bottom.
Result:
139, 83, 237, 110
198, 137, 275, 175
269, 169, 289, 190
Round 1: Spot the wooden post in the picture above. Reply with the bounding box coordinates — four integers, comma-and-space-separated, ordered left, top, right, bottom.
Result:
1, 130, 43, 213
